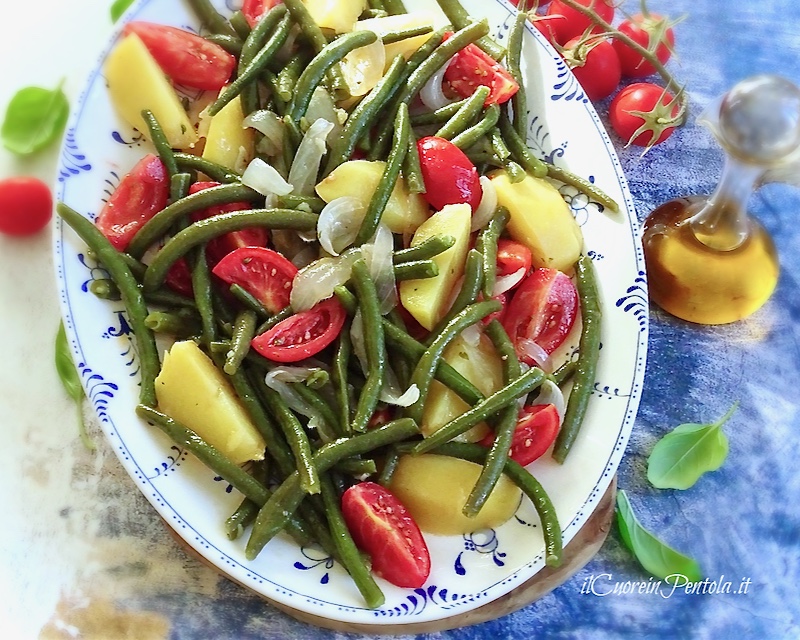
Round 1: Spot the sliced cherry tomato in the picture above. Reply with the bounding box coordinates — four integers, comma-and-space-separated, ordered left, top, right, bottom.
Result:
502, 268, 579, 363
609, 82, 678, 147
479, 404, 561, 466
251, 297, 346, 363
480, 292, 507, 326
164, 257, 194, 297
95, 154, 169, 251
189, 181, 268, 265
496, 239, 532, 279
341, 482, 430, 588
545, 0, 615, 45
123, 22, 235, 91
0, 177, 52, 236
443, 39, 519, 106
367, 407, 393, 429
211, 246, 297, 313
562, 36, 621, 102
242, 0, 283, 27
613, 13, 675, 79
417, 136, 482, 212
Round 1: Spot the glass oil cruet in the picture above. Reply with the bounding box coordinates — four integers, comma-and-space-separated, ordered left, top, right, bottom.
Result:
641, 74, 800, 325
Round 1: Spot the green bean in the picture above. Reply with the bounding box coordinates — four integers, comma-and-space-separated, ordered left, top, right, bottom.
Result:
144, 288, 198, 309
499, 112, 548, 178
411, 364, 545, 454
135, 405, 313, 547
504, 159, 526, 183
186, 0, 238, 38
434, 0, 505, 60
476, 206, 510, 298
403, 126, 426, 194
334, 457, 377, 477
144, 309, 201, 337
324, 54, 407, 175
436, 86, 490, 140
128, 183, 260, 258
142, 208, 318, 292
552, 255, 601, 463
170, 172, 192, 203
350, 259, 386, 432
275, 194, 326, 213
256, 305, 293, 335
229, 283, 271, 319
382, 0, 407, 14
462, 319, 520, 518
546, 163, 620, 213
367, 0, 386, 12
229, 10, 252, 39
319, 476, 385, 608
549, 359, 577, 386
406, 300, 500, 424
89, 278, 120, 301
451, 103, 501, 150
410, 98, 469, 126
210, 12, 293, 116
378, 447, 402, 487
426, 249, 483, 341
393, 259, 438, 281
288, 30, 378, 123
173, 153, 242, 183
355, 103, 410, 245
361, 8, 388, 19
245, 417, 419, 559
432, 441, 562, 567
223, 310, 257, 375
225, 499, 259, 540
241, 5, 287, 66
58, 204, 159, 406
490, 127, 511, 161
332, 323, 352, 436
289, 382, 340, 442
276, 53, 308, 103
507, 10, 528, 138
141, 109, 178, 177
204, 34, 243, 56
393, 235, 456, 264
382, 25, 433, 44
190, 246, 217, 346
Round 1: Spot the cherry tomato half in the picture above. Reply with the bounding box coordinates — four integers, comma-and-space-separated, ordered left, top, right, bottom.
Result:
242, 0, 283, 27
609, 82, 678, 147
341, 482, 431, 588
496, 239, 532, 279
251, 297, 346, 363
613, 14, 675, 79
443, 39, 519, 106
417, 136, 482, 212
545, 0, 615, 45
95, 154, 169, 251
502, 268, 579, 363
211, 246, 297, 313
479, 404, 561, 466
0, 177, 52, 236
563, 36, 621, 102
123, 22, 235, 91
189, 181, 268, 266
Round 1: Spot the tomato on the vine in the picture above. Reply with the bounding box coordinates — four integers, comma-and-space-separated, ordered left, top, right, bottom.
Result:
562, 36, 621, 102
417, 136, 482, 212
545, 0, 615, 45
0, 177, 52, 236
609, 82, 679, 147
479, 403, 561, 466
613, 13, 675, 79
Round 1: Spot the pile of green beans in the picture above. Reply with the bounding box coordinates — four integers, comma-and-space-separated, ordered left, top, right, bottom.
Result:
55, 0, 616, 608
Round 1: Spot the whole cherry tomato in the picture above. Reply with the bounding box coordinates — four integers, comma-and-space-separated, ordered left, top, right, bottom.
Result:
609, 82, 678, 147
613, 14, 675, 79
0, 177, 52, 236
563, 36, 621, 102
545, 0, 615, 45
417, 136, 482, 212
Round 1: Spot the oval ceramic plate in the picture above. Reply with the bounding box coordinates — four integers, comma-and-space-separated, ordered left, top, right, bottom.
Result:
54, 0, 647, 627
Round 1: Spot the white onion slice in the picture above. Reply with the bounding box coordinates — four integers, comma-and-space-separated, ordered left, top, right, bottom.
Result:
350, 310, 368, 375
531, 379, 567, 424
288, 118, 334, 197
381, 382, 420, 407
242, 158, 293, 196
362, 223, 397, 315
290, 250, 361, 311
460, 322, 483, 348
471, 176, 497, 232
305, 87, 346, 140
317, 196, 365, 256
492, 267, 526, 296
243, 110, 284, 156
341, 35, 386, 97
518, 338, 553, 373
420, 57, 455, 111
265, 369, 318, 418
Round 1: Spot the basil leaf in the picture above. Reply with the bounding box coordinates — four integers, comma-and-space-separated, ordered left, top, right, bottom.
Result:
55, 322, 84, 403
647, 402, 737, 490
1, 84, 69, 155
110, 0, 135, 23
616, 490, 702, 582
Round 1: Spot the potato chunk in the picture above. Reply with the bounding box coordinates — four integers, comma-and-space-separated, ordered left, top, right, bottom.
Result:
202, 94, 253, 172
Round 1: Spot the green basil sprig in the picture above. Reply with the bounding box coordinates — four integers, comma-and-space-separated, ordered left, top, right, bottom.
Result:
55, 322, 95, 451
1, 84, 69, 155
647, 402, 737, 490
616, 490, 702, 582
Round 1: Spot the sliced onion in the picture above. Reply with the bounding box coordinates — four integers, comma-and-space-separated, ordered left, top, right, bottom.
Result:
531, 379, 566, 424
265, 369, 319, 417
420, 57, 455, 111
460, 322, 483, 348
242, 158, 293, 196
492, 267, 526, 296
341, 35, 386, 97
381, 380, 420, 407
288, 118, 334, 197
290, 250, 361, 311
350, 310, 368, 375
305, 87, 346, 140
362, 223, 397, 315
243, 110, 284, 156
471, 176, 497, 232
317, 196, 365, 256
518, 338, 553, 373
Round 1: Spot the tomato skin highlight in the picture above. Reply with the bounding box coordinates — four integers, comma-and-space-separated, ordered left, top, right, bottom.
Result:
443, 40, 520, 106
242, 0, 283, 27
502, 268, 579, 363
123, 22, 236, 91
417, 136, 482, 212
251, 297, 346, 363
211, 246, 297, 313
0, 177, 53, 236
613, 14, 675, 79
609, 83, 678, 147
95, 154, 169, 251
563, 36, 621, 102
479, 404, 561, 466
545, 0, 615, 45
341, 482, 431, 589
